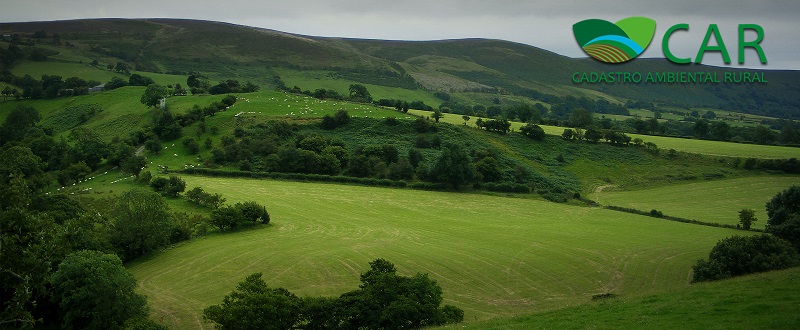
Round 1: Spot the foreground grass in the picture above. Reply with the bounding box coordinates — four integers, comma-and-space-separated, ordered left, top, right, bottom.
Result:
408, 109, 800, 159
455, 266, 800, 329
127, 176, 746, 329
590, 176, 800, 229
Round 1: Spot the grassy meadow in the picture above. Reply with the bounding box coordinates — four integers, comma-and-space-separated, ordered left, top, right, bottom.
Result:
127, 176, 747, 329
456, 266, 800, 329
590, 176, 800, 229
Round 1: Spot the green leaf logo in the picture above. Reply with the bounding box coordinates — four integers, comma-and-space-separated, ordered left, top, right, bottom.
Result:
573, 17, 656, 63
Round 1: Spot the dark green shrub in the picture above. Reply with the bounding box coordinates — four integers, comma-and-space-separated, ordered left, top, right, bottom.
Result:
692, 234, 800, 282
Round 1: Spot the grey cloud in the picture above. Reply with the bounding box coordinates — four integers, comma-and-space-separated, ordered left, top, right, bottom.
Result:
1, 0, 797, 69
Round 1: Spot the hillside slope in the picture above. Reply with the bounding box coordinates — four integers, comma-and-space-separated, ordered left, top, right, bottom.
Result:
457, 266, 800, 329
2, 18, 798, 116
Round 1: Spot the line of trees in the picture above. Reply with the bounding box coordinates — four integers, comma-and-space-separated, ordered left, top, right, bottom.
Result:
560, 128, 633, 145
279, 81, 435, 113
0, 71, 100, 99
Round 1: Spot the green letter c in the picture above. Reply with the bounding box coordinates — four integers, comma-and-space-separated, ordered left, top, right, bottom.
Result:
663, 24, 691, 64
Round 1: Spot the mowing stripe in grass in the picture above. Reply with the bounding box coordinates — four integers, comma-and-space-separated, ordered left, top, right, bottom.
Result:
128, 176, 746, 329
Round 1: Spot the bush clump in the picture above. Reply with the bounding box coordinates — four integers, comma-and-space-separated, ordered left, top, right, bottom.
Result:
692, 234, 800, 282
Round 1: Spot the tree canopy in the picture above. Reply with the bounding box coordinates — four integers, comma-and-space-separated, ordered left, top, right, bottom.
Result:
692, 234, 799, 282
348, 84, 372, 103
51, 250, 147, 330
766, 185, 800, 250
203, 273, 303, 330
203, 259, 463, 329
140, 84, 168, 108
109, 189, 172, 261
430, 143, 475, 189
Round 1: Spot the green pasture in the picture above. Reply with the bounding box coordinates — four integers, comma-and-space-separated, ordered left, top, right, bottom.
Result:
408, 109, 800, 159
275, 68, 442, 106
0, 88, 411, 145
9, 60, 187, 87
602, 108, 762, 128
1, 86, 152, 140
206, 90, 409, 119
456, 266, 800, 329
620, 133, 800, 159
590, 176, 800, 229
11, 61, 122, 84
127, 176, 745, 329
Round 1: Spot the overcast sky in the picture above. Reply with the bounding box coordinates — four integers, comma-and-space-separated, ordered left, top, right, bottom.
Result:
1, 0, 798, 69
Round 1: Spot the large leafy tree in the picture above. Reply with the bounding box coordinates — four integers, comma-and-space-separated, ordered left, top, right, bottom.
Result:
520, 123, 546, 140
766, 185, 800, 250
68, 127, 107, 170
431, 110, 444, 123
568, 107, 593, 128
430, 143, 475, 189
0, 206, 65, 328
738, 208, 757, 230
0, 146, 46, 191
235, 201, 270, 224
203, 273, 303, 330
0, 105, 40, 144
0, 152, 65, 327
109, 189, 172, 261
51, 250, 147, 330
348, 84, 372, 103
334, 259, 464, 329
140, 84, 168, 108
121, 155, 147, 179
209, 205, 247, 231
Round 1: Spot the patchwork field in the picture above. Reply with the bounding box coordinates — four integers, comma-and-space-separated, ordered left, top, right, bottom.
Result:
128, 176, 746, 329
589, 176, 800, 229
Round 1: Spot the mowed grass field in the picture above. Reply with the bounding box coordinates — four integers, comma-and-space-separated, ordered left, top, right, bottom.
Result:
408, 109, 800, 159
456, 267, 800, 329
590, 176, 800, 229
128, 176, 746, 329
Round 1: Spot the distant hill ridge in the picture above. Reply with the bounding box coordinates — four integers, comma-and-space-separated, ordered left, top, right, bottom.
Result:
1, 18, 798, 117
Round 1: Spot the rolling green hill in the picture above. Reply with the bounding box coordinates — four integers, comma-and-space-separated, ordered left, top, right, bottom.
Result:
2, 18, 798, 117
2, 18, 799, 330
127, 176, 749, 329
4, 88, 791, 197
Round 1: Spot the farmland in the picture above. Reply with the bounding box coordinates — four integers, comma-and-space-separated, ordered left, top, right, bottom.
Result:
589, 176, 800, 229
408, 109, 800, 159
2, 18, 799, 330
128, 176, 747, 329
